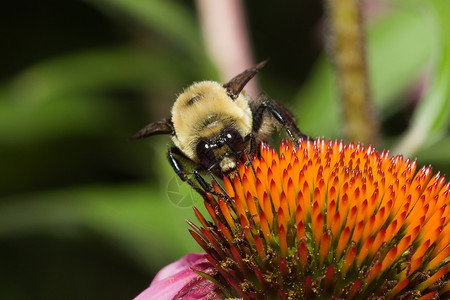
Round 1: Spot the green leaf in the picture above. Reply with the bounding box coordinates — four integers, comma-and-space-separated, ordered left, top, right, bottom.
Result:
294, 59, 341, 138
393, 0, 450, 156
0, 47, 201, 145
0, 184, 202, 271
294, 4, 433, 138
0, 95, 119, 146
368, 5, 433, 110
83, 0, 213, 74
1, 47, 190, 105
416, 136, 450, 169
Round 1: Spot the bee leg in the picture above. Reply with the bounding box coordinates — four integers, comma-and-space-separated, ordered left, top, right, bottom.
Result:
167, 147, 209, 199
242, 134, 257, 178
193, 166, 232, 201
244, 132, 257, 156
168, 148, 231, 201
206, 170, 234, 201
193, 169, 214, 192
252, 96, 308, 148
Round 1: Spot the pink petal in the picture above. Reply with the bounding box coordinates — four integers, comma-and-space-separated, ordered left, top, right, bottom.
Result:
134, 253, 223, 300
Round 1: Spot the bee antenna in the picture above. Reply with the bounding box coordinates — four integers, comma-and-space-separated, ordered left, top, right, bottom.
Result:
223, 59, 269, 100
130, 116, 174, 140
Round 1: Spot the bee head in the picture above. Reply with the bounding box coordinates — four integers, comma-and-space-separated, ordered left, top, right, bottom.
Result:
170, 81, 252, 166
170, 60, 268, 166
195, 127, 246, 173
132, 60, 269, 175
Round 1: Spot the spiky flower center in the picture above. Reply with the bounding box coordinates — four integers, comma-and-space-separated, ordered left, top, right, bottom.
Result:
189, 138, 450, 299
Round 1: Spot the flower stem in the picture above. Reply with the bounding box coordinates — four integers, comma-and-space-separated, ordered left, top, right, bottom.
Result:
325, 0, 379, 145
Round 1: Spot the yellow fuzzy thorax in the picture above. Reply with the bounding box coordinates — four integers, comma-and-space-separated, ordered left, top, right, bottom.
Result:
171, 81, 253, 161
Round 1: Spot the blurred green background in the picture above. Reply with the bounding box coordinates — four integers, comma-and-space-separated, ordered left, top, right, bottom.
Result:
0, 0, 449, 299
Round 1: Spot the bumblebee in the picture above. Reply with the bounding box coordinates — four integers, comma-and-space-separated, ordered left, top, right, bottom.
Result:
133, 61, 306, 197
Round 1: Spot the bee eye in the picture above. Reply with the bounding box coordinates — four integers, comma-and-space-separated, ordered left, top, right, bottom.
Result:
223, 128, 245, 152
196, 139, 216, 168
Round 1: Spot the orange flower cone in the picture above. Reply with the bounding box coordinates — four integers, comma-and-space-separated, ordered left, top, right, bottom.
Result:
189, 138, 450, 299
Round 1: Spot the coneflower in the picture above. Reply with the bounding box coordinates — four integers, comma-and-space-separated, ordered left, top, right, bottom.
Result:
136, 138, 450, 299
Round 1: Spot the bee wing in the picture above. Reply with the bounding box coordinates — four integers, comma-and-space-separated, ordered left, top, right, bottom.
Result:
131, 116, 174, 139
223, 59, 269, 100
